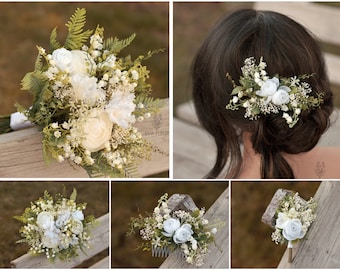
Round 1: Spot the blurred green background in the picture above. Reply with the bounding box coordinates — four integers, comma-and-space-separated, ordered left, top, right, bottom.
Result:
231, 181, 321, 268
0, 2, 168, 115
111, 181, 228, 267
0, 181, 109, 268
173, 2, 340, 112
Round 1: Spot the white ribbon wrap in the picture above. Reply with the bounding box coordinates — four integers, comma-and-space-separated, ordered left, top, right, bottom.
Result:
288, 240, 293, 248
10, 112, 34, 130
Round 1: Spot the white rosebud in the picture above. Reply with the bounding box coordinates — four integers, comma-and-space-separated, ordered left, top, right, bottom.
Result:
173, 224, 193, 244
272, 89, 290, 106
256, 77, 279, 97
162, 218, 180, 237
281, 219, 305, 241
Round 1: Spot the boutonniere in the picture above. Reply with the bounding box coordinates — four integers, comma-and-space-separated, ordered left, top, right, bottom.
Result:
262, 189, 317, 263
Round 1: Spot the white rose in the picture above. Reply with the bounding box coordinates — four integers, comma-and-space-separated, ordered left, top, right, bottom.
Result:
42, 230, 59, 248
173, 224, 193, 244
52, 48, 73, 71
272, 87, 291, 105
70, 219, 84, 235
105, 91, 136, 128
256, 77, 279, 97
282, 219, 306, 241
162, 218, 180, 237
72, 210, 84, 221
81, 109, 113, 152
70, 74, 105, 104
70, 50, 96, 75
37, 211, 55, 230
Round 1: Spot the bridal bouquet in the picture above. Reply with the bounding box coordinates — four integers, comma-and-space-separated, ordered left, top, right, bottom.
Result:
15, 8, 164, 177
127, 193, 220, 266
14, 188, 96, 261
271, 192, 317, 247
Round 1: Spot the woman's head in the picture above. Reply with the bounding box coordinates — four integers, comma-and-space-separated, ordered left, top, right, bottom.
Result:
192, 9, 333, 178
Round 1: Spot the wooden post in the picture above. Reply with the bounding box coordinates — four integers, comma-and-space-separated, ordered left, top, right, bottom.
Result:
262, 189, 293, 227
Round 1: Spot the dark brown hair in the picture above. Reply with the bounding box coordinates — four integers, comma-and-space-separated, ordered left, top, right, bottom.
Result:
192, 9, 333, 179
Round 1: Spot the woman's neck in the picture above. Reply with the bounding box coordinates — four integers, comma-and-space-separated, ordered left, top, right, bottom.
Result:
237, 132, 262, 178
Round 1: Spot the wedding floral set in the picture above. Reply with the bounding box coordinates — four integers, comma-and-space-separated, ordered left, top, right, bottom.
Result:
8, 7, 319, 267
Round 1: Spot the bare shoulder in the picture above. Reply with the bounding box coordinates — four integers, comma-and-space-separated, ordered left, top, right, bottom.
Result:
292, 147, 340, 179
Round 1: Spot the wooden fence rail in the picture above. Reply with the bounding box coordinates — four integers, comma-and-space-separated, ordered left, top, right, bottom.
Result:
11, 213, 109, 268
0, 100, 169, 178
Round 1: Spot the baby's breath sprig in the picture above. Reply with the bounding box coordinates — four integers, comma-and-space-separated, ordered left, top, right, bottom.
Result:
226, 57, 324, 128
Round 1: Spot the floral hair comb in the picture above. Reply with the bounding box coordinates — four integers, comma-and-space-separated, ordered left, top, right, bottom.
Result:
127, 193, 222, 266
262, 189, 317, 263
226, 57, 324, 128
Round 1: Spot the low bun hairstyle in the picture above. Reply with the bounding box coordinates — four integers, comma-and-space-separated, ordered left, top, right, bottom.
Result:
192, 9, 333, 179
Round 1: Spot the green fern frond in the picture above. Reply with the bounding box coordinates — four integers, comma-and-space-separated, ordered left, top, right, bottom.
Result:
104, 33, 136, 54
135, 48, 166, 62
64, 8, 93, 50
50, 27, 61, 51
21, 71, 47, 94
134, 96, 165, 116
